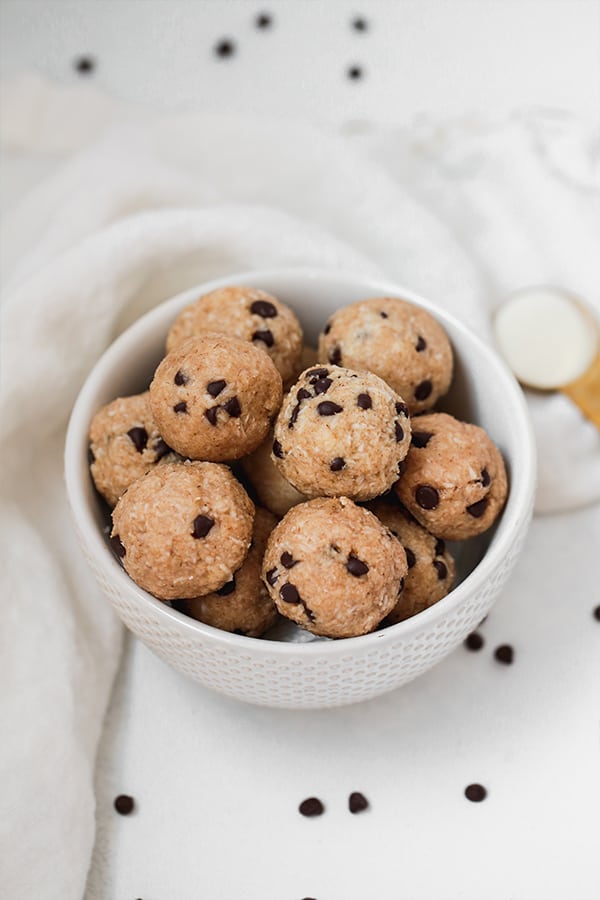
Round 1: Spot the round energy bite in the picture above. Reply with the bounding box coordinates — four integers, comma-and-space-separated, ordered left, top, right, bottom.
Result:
150, 334, 282, 461
166, 285, 303, 383
272, 366, 411, 501
318, 297, 453, 414
176, 507, 279, 637
262, 497, 407, 638
370, 500, 455, 623
394, 413, 508, 540
241, 429, 307, 517
89, 392, 175, 507
111, 461, 254, 600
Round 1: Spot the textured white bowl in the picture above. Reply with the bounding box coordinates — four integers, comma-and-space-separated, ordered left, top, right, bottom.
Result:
65, 268, 536, 708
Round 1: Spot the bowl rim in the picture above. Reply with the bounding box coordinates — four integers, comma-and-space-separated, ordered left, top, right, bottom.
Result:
64, 266, 537, 657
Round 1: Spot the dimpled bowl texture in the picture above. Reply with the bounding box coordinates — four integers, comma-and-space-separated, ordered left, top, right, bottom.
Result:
65, 269, 536, 708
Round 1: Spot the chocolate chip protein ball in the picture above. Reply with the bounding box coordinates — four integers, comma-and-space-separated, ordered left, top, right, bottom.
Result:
111, 461, 254, 600
166, 286, 303, 383
262, 497, 407, 638
241, 429, 307, 517
150, 334, 282, 461
394, 413, 508, 540
89, 392, 175, 507
176, 507, 279, 637
318, 297, 453, 414
369, 500, 455, 624
272, 366, 411, 501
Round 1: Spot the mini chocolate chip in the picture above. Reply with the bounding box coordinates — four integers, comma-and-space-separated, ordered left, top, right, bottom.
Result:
348, 792, 369, 814
74, 56, 95, 75
416, 336, 427, 352
280, 583, 301, 604
328, 346, 342, 365
174, 369, 188, 386
297, 388, 312, 401
357, 393, 372, 409
395, 422, 404, 442
433, 559, 448, 580
346, 554, 369, 577
214, 38, 235, 57
308, 367, 329, 379
405, 547, 416, 568
153, 438, 171, 461
192, 514, 215, 539
255, 12, 272, 29
467, 498, 488, 518
252, 328, 275, 348
411, 431, 432, 448
217, 577, 236, 596
114, 794, 134, 815
301, 601, 316, 623
250, 299, 277, 317
465, 784, 487, 802
207, 379, 226, 397
173, 401, 187, 414
272, 439, 284, 458
127, 426, 148, 453
395, 401, 409, 417
205, 407, 219, 426
414, 380, 432, 401
233, 628, 247, 635
280, 551, 297, 569
397, 459, 407, 476
464, 632, 484, 651
266, 568, 278, 586
110, 534, 126, 558
317, 401, 343, 416
289, 405, 301, 427
347, 64, 363, 80
416, 485, 439, 509
223, 396, 241, 418
380, 310, 388, 318
481, 468, 491, 487
87, 446, 95, 465
330, 456, 345, 471
299, 797, 324, 817
323, 322, 332, 335
435, 538, 446, 556
594, 606, 600, 622
313, 377, 332, 395
494, 644, 514, 665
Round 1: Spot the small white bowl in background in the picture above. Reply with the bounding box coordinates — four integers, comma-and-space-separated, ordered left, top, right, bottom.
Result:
65, 269, 536, 708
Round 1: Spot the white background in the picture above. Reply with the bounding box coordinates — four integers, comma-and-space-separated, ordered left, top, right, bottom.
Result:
1, 0, 599, 125
1, 3, 599, 900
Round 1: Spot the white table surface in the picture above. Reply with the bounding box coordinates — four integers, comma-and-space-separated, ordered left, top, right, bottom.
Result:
2, 3, 599, 899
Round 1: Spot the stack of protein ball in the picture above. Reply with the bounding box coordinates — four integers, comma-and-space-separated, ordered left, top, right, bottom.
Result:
89, 286, 507, 640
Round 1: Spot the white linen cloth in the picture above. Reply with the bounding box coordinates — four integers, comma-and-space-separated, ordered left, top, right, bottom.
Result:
0, 75, 599, 900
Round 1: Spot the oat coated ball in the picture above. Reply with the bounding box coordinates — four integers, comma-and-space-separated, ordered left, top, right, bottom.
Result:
241, 428, 307, 517
166, 285, 303, 383
369, 499, 455, 624
394, 413, 508, 540
111, 461, 254, 600
177, 507, 279, 637
149, 334, 282, 461
89, 392, 175, 507
272, 365, 411, 501
318, 297, 453, 414
262, 497, 407, 638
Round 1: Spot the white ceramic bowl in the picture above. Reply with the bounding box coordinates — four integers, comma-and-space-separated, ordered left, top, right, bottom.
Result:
65, 268, 536, 708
